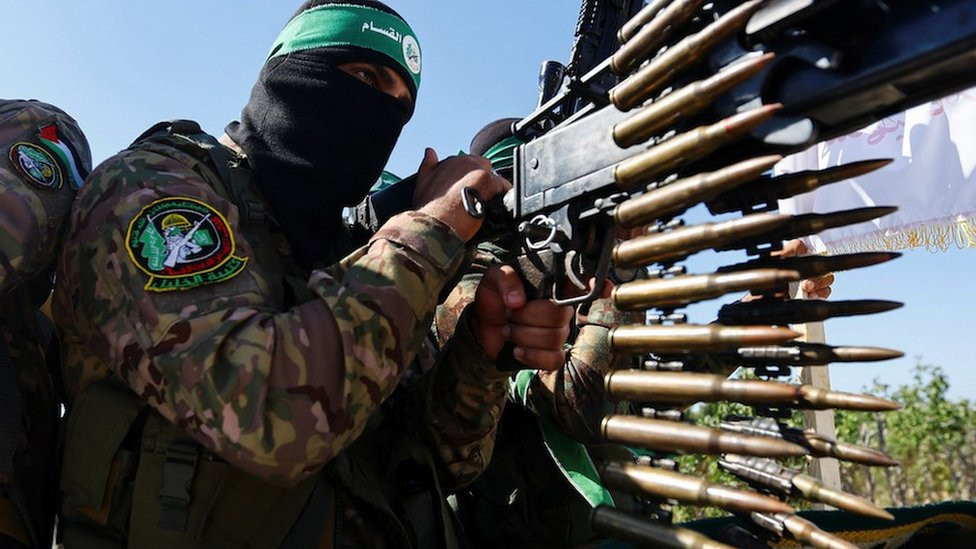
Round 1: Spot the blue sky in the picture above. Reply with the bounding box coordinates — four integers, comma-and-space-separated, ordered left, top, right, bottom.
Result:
3, 1, 972, 399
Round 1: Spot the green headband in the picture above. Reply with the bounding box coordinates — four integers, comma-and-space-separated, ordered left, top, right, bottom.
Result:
483, 135, 524, 172
269, 4, 422, 91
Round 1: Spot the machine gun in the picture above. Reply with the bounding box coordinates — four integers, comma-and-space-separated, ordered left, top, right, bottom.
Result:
354, 3, 975, 546
356, 0, 976, 304
503, 0, 976, 304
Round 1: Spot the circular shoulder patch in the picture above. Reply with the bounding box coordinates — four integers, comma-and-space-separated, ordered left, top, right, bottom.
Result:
125, 197, 248, 292
8, 142, 63, 189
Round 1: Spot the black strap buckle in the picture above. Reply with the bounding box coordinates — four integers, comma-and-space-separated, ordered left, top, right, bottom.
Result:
158, 441, 199, 531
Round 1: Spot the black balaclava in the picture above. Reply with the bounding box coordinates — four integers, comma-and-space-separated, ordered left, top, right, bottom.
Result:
227, 0, 421, 267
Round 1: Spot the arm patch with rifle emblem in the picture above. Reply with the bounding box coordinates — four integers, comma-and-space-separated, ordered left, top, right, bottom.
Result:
125, 196, 248, 292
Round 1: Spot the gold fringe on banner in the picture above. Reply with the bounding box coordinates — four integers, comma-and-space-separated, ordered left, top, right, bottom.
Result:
824, 216, 976, 255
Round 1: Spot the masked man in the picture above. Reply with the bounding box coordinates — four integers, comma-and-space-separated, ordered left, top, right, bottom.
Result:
0, 99, 91, 549
52, 2, 570, 547
445, 119, 834, 548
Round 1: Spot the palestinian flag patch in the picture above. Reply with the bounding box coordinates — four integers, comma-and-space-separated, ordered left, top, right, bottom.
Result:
126, 197, 248, 292
37, 123, 88, 189
9, 141, 63, 189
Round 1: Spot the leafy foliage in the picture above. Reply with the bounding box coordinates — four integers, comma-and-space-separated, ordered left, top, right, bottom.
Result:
671, 361, 974, 522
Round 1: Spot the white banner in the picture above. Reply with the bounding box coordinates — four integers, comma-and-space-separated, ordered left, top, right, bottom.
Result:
777, 88, 976, 254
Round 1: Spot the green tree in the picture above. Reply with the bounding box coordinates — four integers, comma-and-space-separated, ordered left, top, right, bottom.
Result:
672, 361, 973, 523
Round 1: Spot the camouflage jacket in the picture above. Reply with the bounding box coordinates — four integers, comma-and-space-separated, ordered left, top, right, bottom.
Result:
52, 135, 508, 546
0, 99, 90, 548
436, 243, 644, 547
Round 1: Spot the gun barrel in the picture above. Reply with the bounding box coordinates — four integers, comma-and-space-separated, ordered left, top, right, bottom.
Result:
612, 268, 800, 310
613, 213, 790, 268
602, 415, 809, 457
717, 299, 903, 325
610, 324, 801, 354
708, 159, 894, 214
614, 54, 776, 147
611, 0, 764, 109
591, 506, 735, 549
613, 104, 781, 189
613, 155, 780, 226
600, 462, 793, 515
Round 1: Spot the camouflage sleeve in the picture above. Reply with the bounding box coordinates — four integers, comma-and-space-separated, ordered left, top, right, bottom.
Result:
434, 243, 641, 444
0, 101, 91, 294
54, 148, 466, 485
422, 270, 508, 489
511, 298, 642, 443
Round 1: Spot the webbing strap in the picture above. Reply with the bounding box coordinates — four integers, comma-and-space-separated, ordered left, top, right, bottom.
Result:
136, 120, 268, 228
0, 339, 36, 547
157, 442, 199, 532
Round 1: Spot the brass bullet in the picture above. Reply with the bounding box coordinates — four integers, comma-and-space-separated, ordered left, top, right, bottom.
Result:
600, 461, 793, 515
817, 438, 901, 467
718, 251, 902, 279
718, 454, 793, 493
822, 346, 906, 363
708, 158, 894, 214
717, 299, 903, 325
721, 455, 894, 520
613, 155, 781, 223
783, 207, 898, 241
618, 0, 677, 44
602, 415, 809, 457
592, 506, 736, 549
611, 0, 765, 109
613, 0, 706, 74
778, 513, 860, 549
730, 343, 906, 366
720, 416, 899, 466
605, 371, 899, 411
606, 370, 800, 405
613, 104, 782, 189
612, 268, 801, 310
634, 209, 899, 269
614, 54, 776, 148
610, 324, 801, 354
792, 473, 895, 520
797, 386, 901, 412
617, 0, 700, 44
613, 212, 791, 268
